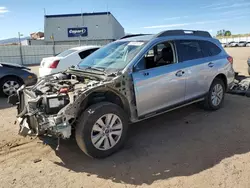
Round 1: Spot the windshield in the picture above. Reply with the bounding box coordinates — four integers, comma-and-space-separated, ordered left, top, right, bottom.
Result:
78, 41, 146, 73
56, 49, 77, 57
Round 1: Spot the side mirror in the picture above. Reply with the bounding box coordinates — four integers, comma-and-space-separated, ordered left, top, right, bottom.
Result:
133, 65, 141, 72
133, 57, 146, 72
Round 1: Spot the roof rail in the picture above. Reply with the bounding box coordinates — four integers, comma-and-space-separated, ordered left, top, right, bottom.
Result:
119, 34, 150, 40
155, 30, 212, 38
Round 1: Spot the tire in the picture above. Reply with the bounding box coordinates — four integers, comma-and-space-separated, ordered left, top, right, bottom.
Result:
0, 76, 23, 97
203, 78, 225, 111
75, 102, 128, 158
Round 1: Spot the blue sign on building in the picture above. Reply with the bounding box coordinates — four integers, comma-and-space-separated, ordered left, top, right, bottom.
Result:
68, 27, 88, 37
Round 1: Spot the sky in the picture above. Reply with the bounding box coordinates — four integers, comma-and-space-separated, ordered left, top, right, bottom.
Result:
0, 0, 250, 39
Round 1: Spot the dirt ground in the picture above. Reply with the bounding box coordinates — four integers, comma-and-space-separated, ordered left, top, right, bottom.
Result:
1, 47, 250, 188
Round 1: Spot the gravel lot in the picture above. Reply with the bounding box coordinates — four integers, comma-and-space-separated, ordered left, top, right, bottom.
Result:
1, 47, 250, 188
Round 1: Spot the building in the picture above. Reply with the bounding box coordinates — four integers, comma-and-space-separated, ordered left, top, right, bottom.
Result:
44, 12, 125, 45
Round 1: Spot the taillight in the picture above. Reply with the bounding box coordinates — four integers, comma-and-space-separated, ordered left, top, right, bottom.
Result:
227, 56, 233, 64
49, 60, 60, 68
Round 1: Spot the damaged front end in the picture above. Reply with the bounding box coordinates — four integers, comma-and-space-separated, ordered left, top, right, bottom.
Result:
8, 71, 109, 139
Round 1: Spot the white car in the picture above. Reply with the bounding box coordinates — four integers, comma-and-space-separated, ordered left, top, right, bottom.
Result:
39, 46, 100, 77
229, 42, 239, 47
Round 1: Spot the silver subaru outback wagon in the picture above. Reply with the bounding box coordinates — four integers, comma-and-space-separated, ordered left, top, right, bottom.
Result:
9, 30, 235, 158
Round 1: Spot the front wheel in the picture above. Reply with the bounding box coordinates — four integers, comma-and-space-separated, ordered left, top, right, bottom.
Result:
0, 76, 23, 97
203, 78, 225, 110
75, 102, 128, 158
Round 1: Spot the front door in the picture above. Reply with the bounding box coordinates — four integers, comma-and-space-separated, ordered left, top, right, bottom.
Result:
132, 41, 186, 117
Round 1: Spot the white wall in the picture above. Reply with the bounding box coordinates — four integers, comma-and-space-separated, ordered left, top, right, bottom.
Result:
111, 14, 125, 39
219, 37, 250, 43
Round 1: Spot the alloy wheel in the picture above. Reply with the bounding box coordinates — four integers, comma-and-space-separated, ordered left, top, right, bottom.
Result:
91, 113, 123, 151
2, 80, 20, 96
211, 84, 223, 106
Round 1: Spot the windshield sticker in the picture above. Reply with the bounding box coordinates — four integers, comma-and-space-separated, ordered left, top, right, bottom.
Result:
128, 42, 144, 46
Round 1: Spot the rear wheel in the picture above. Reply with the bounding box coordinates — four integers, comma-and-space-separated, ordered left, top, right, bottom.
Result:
75, 102, 128, 158
0, 76, 23, 97
203, 78, 225, 110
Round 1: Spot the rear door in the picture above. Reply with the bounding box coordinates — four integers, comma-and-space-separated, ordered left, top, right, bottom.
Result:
175, 40, 207, 100
199, 40, 223, 89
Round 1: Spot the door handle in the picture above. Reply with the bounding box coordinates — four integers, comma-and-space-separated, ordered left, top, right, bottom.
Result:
176, 70, 185, 77
208, 62, 214, 67
143, 72, 149, 76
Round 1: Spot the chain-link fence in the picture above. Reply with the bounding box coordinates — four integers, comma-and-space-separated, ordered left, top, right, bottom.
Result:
0, 42, 108, 66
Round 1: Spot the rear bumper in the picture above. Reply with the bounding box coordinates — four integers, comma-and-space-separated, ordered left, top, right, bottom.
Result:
39, 67, 56, 77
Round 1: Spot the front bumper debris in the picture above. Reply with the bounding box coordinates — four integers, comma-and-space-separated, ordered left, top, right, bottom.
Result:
228, 73, 250, 97
9, 87, 72, 139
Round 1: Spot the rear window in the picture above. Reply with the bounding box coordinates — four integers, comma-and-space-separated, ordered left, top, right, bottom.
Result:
56, 49, 77, 58
175, 40, 203, 62
199, 41, 222, 57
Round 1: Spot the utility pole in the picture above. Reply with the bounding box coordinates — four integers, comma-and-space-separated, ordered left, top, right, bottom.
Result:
76, 24, 81, 46
50, 33, 55, 56
18, 32, 24, 65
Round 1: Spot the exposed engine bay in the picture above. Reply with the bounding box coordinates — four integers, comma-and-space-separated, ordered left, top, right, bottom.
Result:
9, 71, 108, 139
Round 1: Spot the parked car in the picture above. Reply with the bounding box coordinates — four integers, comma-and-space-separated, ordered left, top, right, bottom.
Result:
224, 42, 234, 47
0, 62, 37, 96
9, 30, 235, 158
246, 42, 250, 47
229, 42, 239, 47
221, 42, 226, 47
39, 46, 100, 77
238, 41, 247, 47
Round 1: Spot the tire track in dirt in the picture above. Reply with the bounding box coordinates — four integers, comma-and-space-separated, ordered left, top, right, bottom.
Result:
0, 137, 53, 164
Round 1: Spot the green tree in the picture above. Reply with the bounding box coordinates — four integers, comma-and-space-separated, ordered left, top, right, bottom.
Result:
224, 30, 232, 36
216, 29, 231, 37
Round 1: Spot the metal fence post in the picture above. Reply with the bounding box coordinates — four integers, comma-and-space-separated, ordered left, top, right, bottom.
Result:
18, 32, 24, 65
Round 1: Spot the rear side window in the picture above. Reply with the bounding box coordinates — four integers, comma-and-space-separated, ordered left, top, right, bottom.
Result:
199, 41, 222, 57
78, 48, 99, 59
175, 40, 203, 62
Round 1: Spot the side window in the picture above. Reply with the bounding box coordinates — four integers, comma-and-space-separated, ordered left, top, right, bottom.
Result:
176, 40, 203, 62
134, 41, 176, 71
199, 41, 222, 57
78, 48, 98, 59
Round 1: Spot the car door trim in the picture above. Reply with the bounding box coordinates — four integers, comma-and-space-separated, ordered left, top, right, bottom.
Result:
137, 93, 206, 120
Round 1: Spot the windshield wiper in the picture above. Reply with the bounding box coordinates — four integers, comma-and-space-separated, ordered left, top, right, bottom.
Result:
84, 66, 107, 75
85, 66, 105, 72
